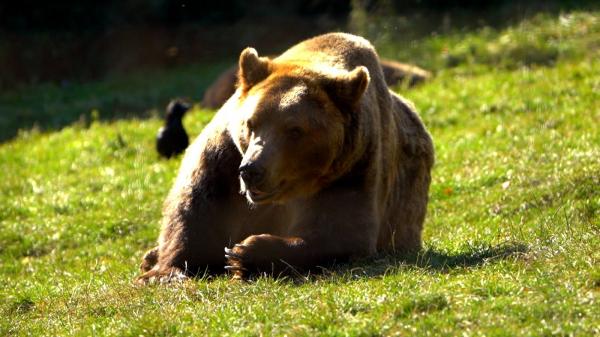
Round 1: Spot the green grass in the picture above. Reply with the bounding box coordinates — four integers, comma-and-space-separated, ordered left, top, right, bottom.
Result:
1, 10, 599, 336
367, 11, 600, 71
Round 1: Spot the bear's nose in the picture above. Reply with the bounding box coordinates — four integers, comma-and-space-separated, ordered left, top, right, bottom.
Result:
239, 162, 266, 187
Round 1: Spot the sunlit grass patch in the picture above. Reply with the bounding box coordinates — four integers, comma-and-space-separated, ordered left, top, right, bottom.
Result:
1, 10, 599, 337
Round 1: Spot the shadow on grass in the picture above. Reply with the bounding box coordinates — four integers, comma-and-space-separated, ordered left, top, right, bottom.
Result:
405, 242, 529, 270
224, 242, 530, 283
320, 241, 529, 280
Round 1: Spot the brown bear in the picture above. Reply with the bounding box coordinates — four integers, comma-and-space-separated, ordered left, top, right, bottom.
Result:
137, 32, 434, 282
201, 58, 430, 109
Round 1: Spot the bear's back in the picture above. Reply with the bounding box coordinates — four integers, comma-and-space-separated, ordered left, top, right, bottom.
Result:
276, 33, 383, 79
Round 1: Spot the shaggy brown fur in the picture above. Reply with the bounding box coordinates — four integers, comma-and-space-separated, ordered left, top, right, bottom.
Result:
201, 57, 430, 109
137, 33, 434, 282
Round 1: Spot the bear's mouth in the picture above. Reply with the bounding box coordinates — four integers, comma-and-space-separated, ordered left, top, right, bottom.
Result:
245, 181, 286, 204
247, 189, 277, 202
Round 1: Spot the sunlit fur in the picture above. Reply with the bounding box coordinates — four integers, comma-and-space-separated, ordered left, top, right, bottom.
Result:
232, 73, 345, 204
137, 33, 434, 282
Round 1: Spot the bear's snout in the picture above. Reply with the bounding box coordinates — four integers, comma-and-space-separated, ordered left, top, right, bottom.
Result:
239, 162, 266, 188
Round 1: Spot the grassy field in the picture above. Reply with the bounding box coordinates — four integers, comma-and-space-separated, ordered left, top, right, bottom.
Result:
1, 11, 599, 336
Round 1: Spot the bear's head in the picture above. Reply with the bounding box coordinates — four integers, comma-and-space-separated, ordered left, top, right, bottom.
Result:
229, 47, 370, 204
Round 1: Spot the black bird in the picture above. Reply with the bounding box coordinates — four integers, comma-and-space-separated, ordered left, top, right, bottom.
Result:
156, 99, 190, 158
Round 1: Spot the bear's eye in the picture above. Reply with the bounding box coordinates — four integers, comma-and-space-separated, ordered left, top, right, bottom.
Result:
246, 119, 254, 130
287, 126, 304, 140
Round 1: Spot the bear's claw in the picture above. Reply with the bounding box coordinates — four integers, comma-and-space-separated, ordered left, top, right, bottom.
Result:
224, 247, 242, 259
224, 245, 249, 277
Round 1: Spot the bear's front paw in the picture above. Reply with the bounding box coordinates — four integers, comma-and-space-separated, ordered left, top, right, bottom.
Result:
224, 234, 281, 279
224, 234, 305, 279
224, 243, 253, 280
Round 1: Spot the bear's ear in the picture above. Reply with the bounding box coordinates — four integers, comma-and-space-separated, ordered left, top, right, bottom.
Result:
324, 66, 370, 108
238, 47, 271, 92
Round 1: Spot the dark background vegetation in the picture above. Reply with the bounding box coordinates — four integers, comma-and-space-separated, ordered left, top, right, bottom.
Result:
2, 0, 597, 86
0, 0, 598, 141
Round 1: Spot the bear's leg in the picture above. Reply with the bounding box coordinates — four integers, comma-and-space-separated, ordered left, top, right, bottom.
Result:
224, 231, 373, 279
137, 129, 246, 284
391, 214, 424, 253
225, 234, 310, 278
389, 160, 432, 254
225, 189, 378, 278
